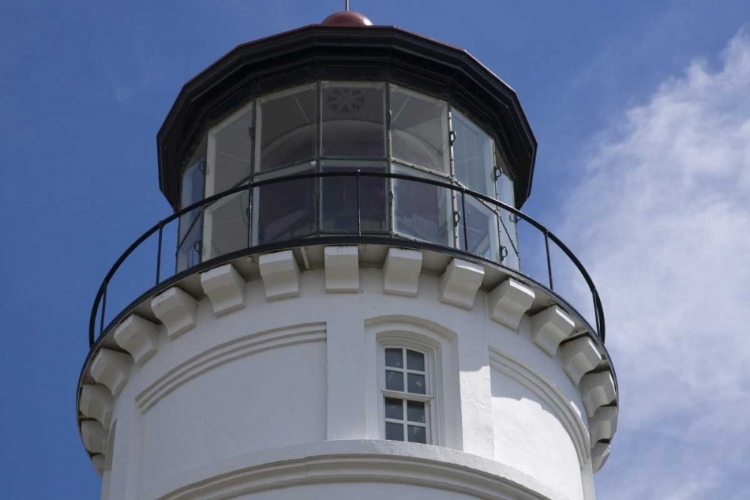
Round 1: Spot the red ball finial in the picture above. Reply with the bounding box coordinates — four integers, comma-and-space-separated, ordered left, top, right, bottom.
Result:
321, 11, 373, 27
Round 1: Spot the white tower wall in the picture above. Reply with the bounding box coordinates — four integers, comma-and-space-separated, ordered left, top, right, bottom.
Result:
80, 247, 616, 500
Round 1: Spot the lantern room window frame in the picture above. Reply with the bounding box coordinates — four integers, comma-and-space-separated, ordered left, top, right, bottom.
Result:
178, 80, 518, 273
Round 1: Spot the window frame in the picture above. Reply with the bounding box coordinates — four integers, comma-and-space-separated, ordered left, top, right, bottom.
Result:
378, 343, 437, 445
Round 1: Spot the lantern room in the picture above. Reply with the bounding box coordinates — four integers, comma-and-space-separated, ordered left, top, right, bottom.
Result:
157, 16, 536, 275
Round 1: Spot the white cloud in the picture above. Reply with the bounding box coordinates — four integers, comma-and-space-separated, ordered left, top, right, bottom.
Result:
561, 30, 750, 499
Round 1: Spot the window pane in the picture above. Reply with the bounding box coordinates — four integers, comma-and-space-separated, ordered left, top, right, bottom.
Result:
258, 86, 316, 172
213, 104, 253, 193
178, 151, 205, 273
408, 425, 427, 444
322, 83, 385, 158
393, 166, 452, 247
385, 348, 403, 368
385, 398, 403, 420
496, 158, 519, 270
407, 373, 426, 395
254, 167, 316, 245
321, 162, 387, 233
177, 208, 202, 272
458, 193, 500, 262
453, 110, 494, 196
406, 350, 425, 371
407, 401, 426, 423
203, 190, 250, 260
386, 422, 404, 441
386, 370, 404, 392
391, 85, 448, 173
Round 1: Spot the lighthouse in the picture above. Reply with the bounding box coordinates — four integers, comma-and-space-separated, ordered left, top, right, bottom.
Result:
76, 9, 618, 500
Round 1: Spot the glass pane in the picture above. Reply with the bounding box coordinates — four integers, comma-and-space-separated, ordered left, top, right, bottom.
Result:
179, 157, 205, 240
407, 373, 426, 395
177, 207, 202, 272
408, 425, 427, 444
386, 370, 404, 392
386, 422, 404, 441
321, 162, 387, 233
459, 194, 500, 262
391, 85, 448, 173
406, 350, 425, 371
322, 82, 385, 158
177, 152, 205, 273
203, 190, 250, 260
496, 161, 519, 270
213, 103, 253, 193
258, 86, 317, 172
453, 110, 494, 196
393, 166, 452, 247
254, 168, 316, 245
385, 398, 403, 420
385, 348, 403, 368
407, 401, 426, 423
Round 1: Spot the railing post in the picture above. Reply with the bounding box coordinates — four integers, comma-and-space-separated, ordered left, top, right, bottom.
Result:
155, 223, 164, 285
544, 230, 554, 291
356, 169, 362, 236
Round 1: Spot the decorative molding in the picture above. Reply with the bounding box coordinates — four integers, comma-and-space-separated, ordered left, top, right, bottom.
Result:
200, 264, 246, 316
147, 441, 563, 500
529, 306, 575, 356
151, 287, 198, 339
113, 314, 159, 365
383, 248, 423, 297
324, 246, 359, 293
579, 371, 617, 418
589, 406, 618, 447
559, 337, 602, 385
488, 279, 535, 330
89, 349, 130, 398
489, 348, 590, 467
439, 258, 484, 309
591, 442, 611, 473
259, 251, 300, 300
136, 323, 327, 413
81, 420, 107, 455
79, 384, 114, 430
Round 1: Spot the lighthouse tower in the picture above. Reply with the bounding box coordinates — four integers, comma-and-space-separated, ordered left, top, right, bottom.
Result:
76, 9, 618, 500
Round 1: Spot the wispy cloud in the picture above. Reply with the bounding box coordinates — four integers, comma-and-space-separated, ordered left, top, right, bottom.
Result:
562, 29, 750, 498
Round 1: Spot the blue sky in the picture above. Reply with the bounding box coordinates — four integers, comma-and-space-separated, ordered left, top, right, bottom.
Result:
1, 1, 749, 498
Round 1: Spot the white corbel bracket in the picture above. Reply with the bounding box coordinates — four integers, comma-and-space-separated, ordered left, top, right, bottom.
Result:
530, 305, 575, 356
91, 454, 106, 476
324, 246, 359, 293
488, 278, 535, 330
89, 349, 130, 398
81, 420, 107, 455
383, 248, 422, 297
79, 384, 114, 430
559, 337, 602, 385
151, 287, 197, 339
113, 314, 159, 365
201, 264, 246, 316
440, 259, 484, 309
592, 442, 611, 473
589, 406, 618, 447
579, 371, 617, 417
259, 251, 300, 300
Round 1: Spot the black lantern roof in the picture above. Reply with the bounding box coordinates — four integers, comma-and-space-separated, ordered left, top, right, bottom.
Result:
157, 21, 537, 209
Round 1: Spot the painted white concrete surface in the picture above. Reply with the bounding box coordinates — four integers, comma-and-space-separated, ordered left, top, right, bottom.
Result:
79, 250, 615, 500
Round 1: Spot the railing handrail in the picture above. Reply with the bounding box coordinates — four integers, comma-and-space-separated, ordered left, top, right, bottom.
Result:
89, 170, 606, 346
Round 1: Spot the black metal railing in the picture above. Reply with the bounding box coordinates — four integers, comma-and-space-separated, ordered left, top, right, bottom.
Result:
88, 171, 606, 347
